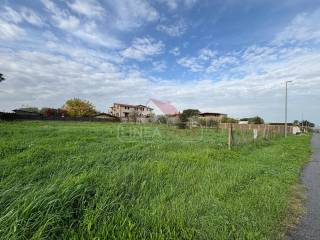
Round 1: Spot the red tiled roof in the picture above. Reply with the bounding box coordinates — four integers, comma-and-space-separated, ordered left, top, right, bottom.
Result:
149, 98, 179, 115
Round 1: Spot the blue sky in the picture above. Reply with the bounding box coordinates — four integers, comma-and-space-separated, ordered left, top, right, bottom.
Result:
0, 0, 320, 124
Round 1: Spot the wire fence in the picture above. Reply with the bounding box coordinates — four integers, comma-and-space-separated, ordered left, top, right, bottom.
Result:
218, 123, 293, 149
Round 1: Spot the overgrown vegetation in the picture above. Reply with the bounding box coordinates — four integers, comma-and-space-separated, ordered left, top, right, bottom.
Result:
293, 120, 315, 128
221, 116, 238, 123
179, 109, 200, 122
240, 116, 265, 124
0, 121, 311, 239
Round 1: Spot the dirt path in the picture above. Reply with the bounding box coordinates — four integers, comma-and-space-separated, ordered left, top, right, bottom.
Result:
287, 133, 320, 240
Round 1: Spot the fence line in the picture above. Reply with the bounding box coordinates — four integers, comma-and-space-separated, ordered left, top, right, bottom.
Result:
0, 112, 119, 122
223, 123, 293, 149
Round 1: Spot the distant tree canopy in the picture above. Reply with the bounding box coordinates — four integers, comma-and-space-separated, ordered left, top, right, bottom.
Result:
63, 98, 97, 117
16, 107, 40, 113
40, 108, 68, 117
129, 110, 139, 122
293, 120, 300, 126
0, 73, 5, 83
240, 116, 265, 124
221, 116, 238, 123
293, 120, 315, 128
302, 120, 315, 128
180, 109, 200, 122
158, 115, 167, 124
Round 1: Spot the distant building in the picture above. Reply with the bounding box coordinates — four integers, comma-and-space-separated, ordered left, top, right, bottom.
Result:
108, 103, 153, 119
239, 121, 249, 125
198, 112, 227, 122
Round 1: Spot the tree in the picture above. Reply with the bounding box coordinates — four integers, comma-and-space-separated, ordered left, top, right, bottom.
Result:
293, 120, 300, 126
292, 120, 315, 128
16, 107, 40, 113
221, 116, 238, 123
250, 116, 264, 124
148, 112, 156, 123
158, 115, 168, 124
63, 98, 96, 117
129, 110, 139, 123
0, 73, 5, 83
40, 107, 68, 117
240, 116, 264, 124
180, 109, 200, 122
301, 120, 315, 128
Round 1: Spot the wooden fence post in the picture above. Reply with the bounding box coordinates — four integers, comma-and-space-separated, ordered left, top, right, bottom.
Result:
228, 124, 233, 150
263, 124, 267, 140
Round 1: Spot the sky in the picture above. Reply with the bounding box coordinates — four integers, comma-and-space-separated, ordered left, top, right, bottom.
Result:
0, 0, 320, 125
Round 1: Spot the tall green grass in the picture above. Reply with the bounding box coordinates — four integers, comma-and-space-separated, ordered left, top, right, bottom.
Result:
0, 121, 311, 239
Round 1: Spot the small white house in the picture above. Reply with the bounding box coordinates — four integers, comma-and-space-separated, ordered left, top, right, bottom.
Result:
292, 126, 301, 135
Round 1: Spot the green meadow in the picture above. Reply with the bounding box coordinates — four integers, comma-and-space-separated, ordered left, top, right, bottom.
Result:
0, 121, 311, 239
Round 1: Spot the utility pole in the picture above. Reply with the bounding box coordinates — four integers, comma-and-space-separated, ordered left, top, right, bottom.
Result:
285, 81, 292, 138
301, 112, 304, 133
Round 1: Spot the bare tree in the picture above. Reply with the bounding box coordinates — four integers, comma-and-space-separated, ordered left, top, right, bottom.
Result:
129, 110, 139, 123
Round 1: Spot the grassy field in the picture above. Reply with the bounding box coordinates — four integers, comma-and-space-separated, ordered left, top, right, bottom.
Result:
0, 121, 311, 239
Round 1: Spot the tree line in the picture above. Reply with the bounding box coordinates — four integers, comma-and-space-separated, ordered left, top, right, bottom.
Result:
16, 98, 98, 117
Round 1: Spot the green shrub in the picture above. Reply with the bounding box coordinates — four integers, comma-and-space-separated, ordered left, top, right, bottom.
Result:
176, 122, 187, 129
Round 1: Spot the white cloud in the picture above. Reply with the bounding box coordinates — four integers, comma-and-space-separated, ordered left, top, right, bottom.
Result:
121, 37, 165, 61
2, 6, 22, 23
156, 20, 187, 37
41, 0, 80, 31
67, 0, 105, 18
20, 7, 43, 26
198, 48, 217, 60
274, 9, 320, 45
242, 45, 276, 62
41, 0, 122, 48
177, 57, 204, 72
177, 48, 234, 73
73, 21, 123, 48
1, 6, 43, 27
170, 47, 180, 56
45, 39, 123, 65
152, 61, 167, 72
207, 56, 238, 73
159, 0, 198, 10
53, 14, 80, 31
107, 0, 159, 30
0, 19, 25, 40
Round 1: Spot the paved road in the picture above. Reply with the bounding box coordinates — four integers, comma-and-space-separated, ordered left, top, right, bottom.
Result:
287, 133, 320, 240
